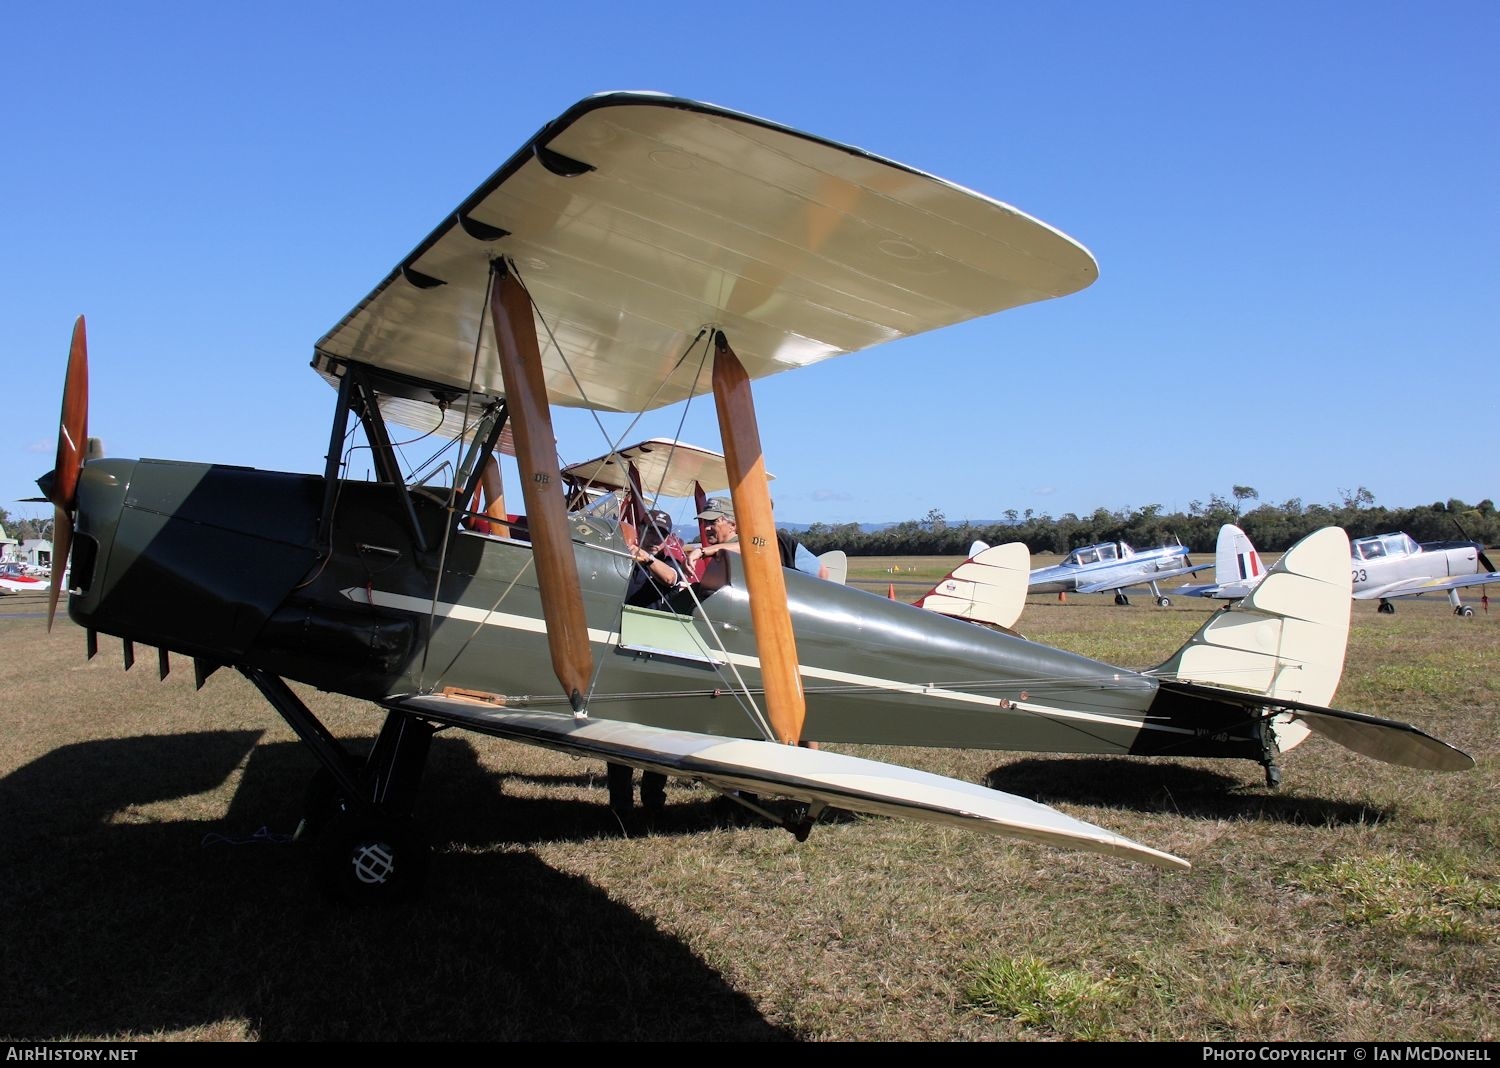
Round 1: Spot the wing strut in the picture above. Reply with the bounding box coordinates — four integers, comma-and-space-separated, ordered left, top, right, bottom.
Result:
711, 331, 806, 745
489, 261, 593, 711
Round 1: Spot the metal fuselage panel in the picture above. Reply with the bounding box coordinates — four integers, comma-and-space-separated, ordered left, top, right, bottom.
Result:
70, 460, 1170, 755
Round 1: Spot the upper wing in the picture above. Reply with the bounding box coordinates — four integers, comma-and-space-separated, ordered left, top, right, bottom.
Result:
392, 694, 1188, 870
1353, 571, 1496, 601
561, 438, 752, 499
313, 93, 1098, 419
1076, 561, 1211, 594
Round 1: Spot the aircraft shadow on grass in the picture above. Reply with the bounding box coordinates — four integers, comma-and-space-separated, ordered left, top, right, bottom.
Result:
0, 733, 792, 1041
984, 757, 1395, 827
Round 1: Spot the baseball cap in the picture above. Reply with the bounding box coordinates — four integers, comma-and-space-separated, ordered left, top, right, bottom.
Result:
695, 496, 735, 521
640, 509, 674, 548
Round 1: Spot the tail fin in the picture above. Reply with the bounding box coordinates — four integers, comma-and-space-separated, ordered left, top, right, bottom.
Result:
1215, 523, 1265, 588
915, 542, 1030, 630
1151, 527, 1473, 772
1151, 528, 1351, 754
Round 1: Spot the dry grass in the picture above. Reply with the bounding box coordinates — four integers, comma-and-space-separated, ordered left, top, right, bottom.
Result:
0, 567, 1495, 1042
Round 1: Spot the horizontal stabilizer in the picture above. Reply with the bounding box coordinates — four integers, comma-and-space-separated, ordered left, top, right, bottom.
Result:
1152, 679, 1474, 772
1293, 705, 1475, 772
394, 695, 1189, 870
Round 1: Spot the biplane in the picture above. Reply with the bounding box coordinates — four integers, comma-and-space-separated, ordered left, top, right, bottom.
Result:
37, 93, 1472, 902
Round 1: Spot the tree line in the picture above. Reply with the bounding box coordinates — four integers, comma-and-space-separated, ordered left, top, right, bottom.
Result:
796, 488, 1500, 558
8, 487, 1496, 561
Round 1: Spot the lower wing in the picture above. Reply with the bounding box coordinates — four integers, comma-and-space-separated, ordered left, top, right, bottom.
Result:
1353, 572, 1495, 601
391, 693, 1188, 870
1077, 561, 1211, 594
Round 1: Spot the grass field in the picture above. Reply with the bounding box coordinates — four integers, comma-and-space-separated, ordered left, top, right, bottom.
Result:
1, 560, 1495, 1042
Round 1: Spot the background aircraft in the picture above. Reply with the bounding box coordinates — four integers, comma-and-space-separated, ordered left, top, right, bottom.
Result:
1175, 524, 1267, 602
1027, 539, 1210, 606
1351, 531, 1495, 616
33, 93, 1471, 904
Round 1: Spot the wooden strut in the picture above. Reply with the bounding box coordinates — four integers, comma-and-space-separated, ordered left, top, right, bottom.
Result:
711, 331, 807, 745
489, 264, 593, 711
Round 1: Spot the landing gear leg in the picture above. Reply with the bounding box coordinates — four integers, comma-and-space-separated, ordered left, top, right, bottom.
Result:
1255, 715, 1283, 789
241, 668, 439, 904
1148, 580, 1171, 607
1448, 589, 1475, 617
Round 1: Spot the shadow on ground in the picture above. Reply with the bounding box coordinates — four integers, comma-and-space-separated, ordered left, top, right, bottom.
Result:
0, 733, 792, 1041
985, 756, 1395, 826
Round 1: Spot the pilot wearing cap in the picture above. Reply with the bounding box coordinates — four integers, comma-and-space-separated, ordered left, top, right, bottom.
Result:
688, 497, 739, 569
689, 496, 823, 577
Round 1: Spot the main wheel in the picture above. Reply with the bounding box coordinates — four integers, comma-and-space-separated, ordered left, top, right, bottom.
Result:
1457, 605, 1475, 618
316, 809, 430, 905
1156, 596, 1172, 607
1377, 601, 1396, 615
1114, 592, 1130, 606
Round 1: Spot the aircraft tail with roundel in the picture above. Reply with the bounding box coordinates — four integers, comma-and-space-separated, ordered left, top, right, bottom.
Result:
1175, 523, 1266, 600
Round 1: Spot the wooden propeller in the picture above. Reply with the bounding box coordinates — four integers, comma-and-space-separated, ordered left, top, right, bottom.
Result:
44, 316, 89, 630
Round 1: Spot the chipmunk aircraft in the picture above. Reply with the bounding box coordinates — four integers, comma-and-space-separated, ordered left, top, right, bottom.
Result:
1027, 539, 1211, 606
37, 93, 1472, 903
1174, 524, 1268, 602
1351, 531, 1495, 617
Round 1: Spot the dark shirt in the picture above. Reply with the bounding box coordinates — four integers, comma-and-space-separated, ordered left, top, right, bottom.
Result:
625, 546, 687, 611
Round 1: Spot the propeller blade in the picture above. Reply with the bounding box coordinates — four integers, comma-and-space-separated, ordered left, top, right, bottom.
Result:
1480, 549, 1496, 575
44, 316, 90, 632
54, 315, 89, 511
47, 505, 72, 631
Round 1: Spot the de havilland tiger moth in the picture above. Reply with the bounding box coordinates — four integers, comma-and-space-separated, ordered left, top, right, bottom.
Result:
36, 92, 1473, 902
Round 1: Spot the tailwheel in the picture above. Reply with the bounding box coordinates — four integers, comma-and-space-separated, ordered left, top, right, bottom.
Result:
1114, 592, 1130, 606
315, 808, 430, 906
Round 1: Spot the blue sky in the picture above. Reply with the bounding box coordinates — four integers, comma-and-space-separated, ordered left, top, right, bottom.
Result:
3, 2, 1495, 531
